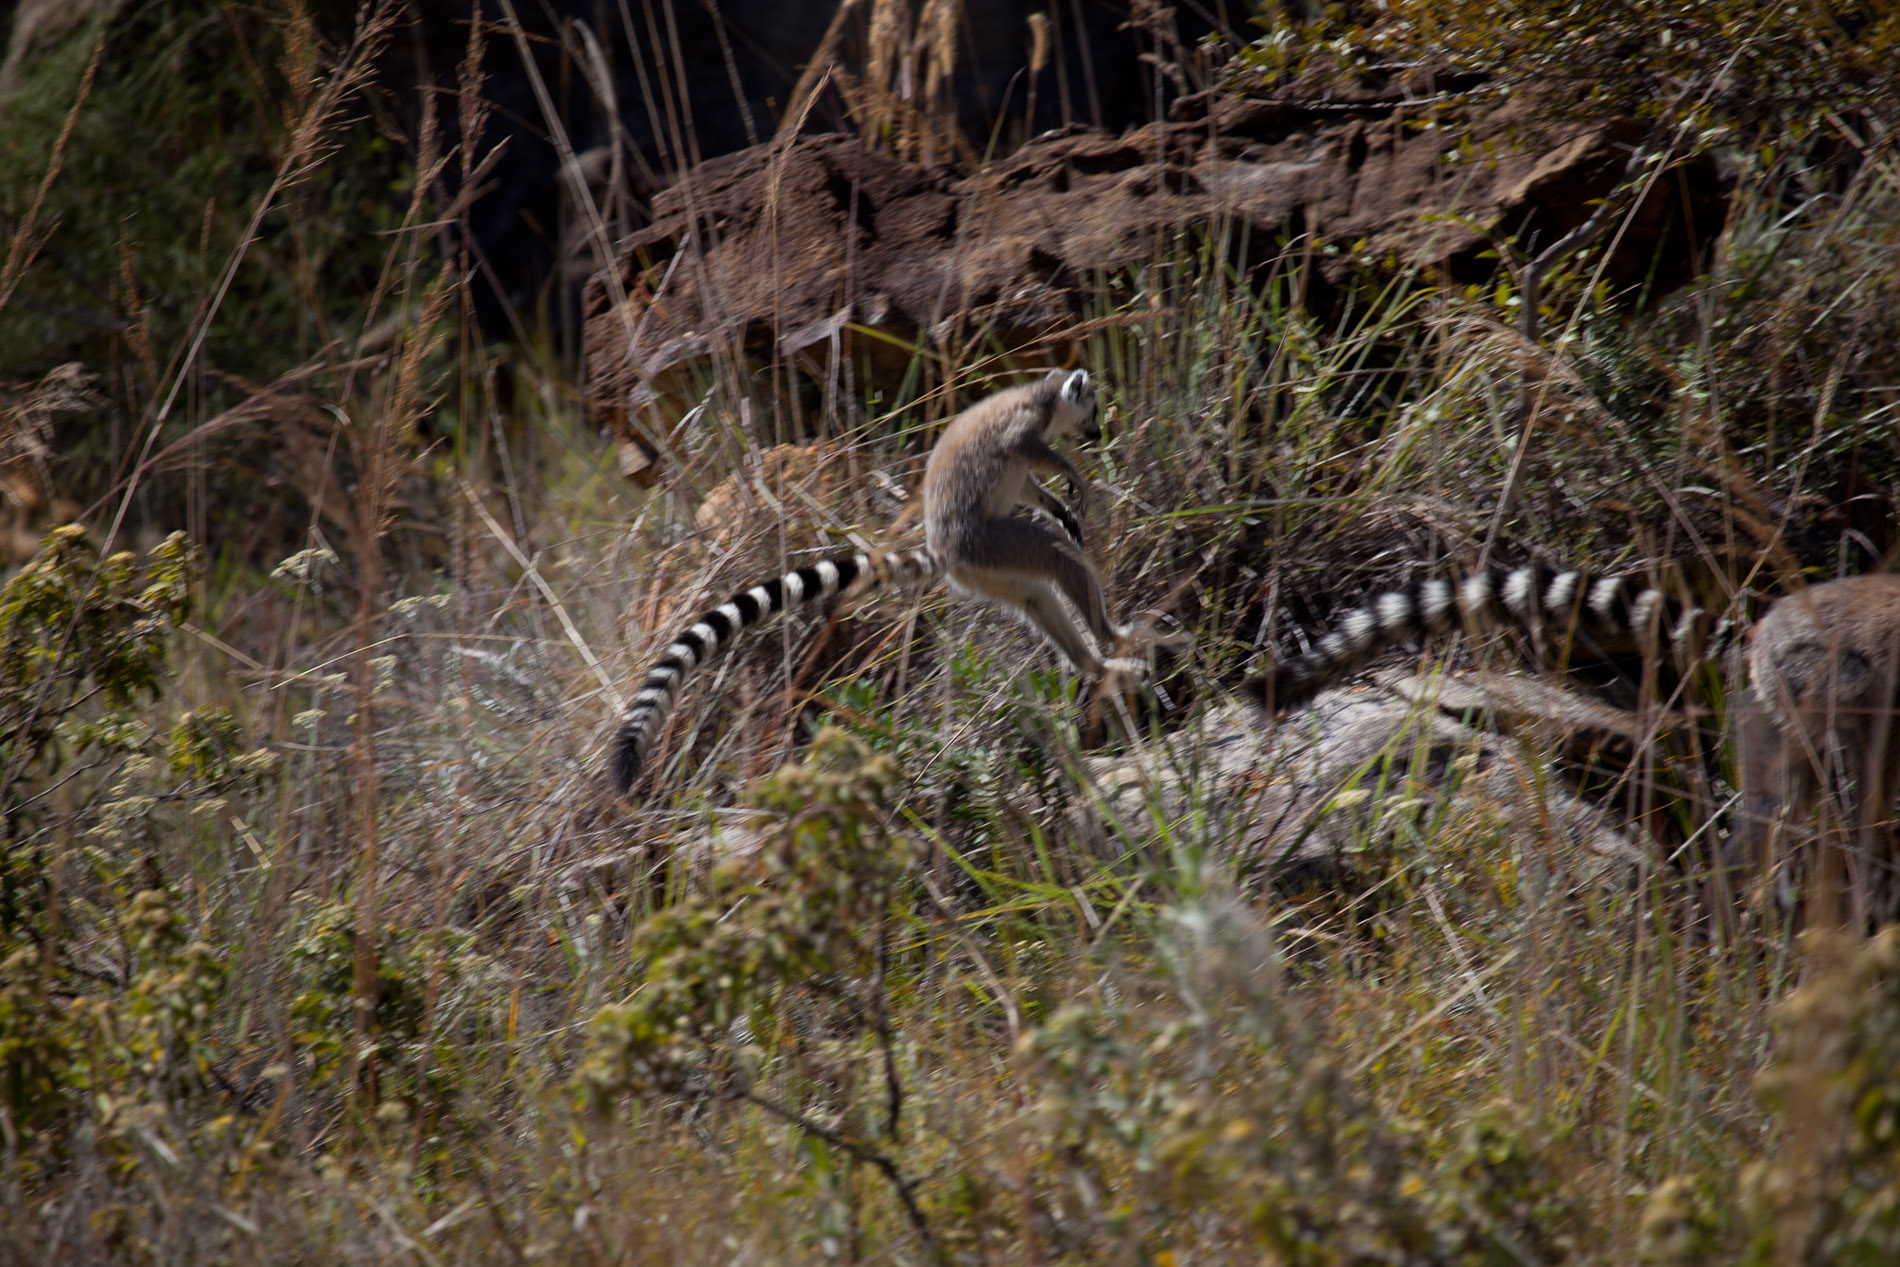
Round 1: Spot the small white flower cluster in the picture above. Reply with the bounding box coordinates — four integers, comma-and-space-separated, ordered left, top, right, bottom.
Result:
271, 545, 339, 585
389, 593, 451, 619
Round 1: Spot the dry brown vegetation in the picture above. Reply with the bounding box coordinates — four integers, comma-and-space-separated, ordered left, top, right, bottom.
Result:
3, 1, 1900, 1262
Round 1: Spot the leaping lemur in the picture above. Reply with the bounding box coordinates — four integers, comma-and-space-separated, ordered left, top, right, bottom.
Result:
609, 369, 1169, 795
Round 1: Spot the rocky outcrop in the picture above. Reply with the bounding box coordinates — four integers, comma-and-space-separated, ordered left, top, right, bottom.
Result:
584, 77, 1727, 441
392, 0, 1216, 334
1077, 679, 1647, 890
563, 672, 1651, 901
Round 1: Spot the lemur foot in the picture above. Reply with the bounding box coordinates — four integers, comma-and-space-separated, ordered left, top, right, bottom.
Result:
1112, 609, 1192, 657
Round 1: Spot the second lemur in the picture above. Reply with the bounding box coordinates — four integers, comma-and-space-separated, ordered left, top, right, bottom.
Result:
1243, 563, 1734, 714
610, 368, 1152, 795
1246, 562, 1900, 925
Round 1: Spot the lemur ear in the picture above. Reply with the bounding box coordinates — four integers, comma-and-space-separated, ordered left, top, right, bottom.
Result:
1059, 368, 1092, 406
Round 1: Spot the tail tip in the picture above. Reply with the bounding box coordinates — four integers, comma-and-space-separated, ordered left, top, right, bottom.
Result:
608, 727, 645, 798
1242, 665, 1318, 716
1240, 669, 1273, 713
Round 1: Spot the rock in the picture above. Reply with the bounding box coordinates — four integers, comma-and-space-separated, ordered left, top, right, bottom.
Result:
582, 674, 1650, 898
1076, 680, 1645, 892
585, 135, 965, 419
584, 84, 1727, 441
390, 0, 1216, 335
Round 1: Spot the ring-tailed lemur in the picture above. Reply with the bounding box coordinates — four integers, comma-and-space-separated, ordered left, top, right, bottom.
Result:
1731, 574, 1900, 924
610, 369, 1158, 794
1248, 562, 1900, 923
1242, 562, 1732, 714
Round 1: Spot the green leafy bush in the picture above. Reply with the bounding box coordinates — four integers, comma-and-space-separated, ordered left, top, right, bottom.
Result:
0, 886, 228, 1177
0, 524, 192, 930
584, 728, 933, 1251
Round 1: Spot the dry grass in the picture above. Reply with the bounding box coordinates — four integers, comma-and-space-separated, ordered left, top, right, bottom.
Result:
3, 3, 1900, 1263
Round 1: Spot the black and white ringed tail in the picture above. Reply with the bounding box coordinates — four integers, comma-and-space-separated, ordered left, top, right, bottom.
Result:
610, 547, 939, 794
1245, 563, 1735, 713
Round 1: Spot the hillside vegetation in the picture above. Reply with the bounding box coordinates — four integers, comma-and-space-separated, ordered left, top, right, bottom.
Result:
3, 1, 1900, 1262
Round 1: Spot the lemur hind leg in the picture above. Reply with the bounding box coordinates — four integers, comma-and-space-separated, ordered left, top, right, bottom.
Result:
950, 566, 1105, 674
1082, 612, 1194, 747
946, 516, 1118, 652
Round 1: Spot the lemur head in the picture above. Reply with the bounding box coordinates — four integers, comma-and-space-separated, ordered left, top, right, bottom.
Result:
1045, 367, 1100, 442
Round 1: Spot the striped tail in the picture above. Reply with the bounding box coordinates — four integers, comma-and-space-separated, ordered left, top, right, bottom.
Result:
610, 546, 940, 794
1244, 563, 1735, 714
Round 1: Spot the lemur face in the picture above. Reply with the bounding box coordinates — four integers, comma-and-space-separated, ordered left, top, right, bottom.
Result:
1053, 368, 1100, 442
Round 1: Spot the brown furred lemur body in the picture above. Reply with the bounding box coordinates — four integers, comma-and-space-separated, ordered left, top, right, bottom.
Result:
1731, 574, 1900, 924
1247, 565, 1900, 923
610, 369, 1151, 795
